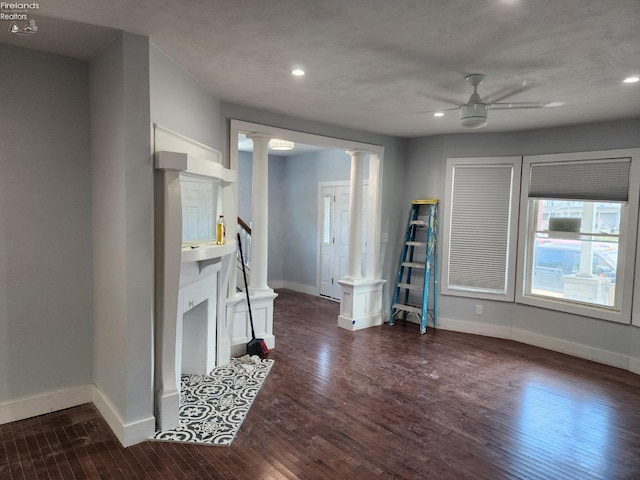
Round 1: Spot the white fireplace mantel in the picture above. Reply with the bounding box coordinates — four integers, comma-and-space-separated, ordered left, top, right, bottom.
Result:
153, 125, 237, 431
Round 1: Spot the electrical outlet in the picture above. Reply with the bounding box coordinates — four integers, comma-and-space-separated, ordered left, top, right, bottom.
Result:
475, 304, 483, 315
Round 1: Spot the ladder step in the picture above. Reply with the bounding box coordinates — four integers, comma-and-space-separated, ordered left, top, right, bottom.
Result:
402, 261, 424, 269
392, 303, 422, 315
406, 241, 426, 247
398, 283, 423, 291
409, 220, 427, 227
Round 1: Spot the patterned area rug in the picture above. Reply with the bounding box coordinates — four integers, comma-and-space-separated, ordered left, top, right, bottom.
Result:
153, 355, 273, 446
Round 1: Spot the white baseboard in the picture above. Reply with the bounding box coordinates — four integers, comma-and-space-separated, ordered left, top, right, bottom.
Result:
338, 313, 384, 331
512, 329, 630, 370
0, 385, 93, 425
91, 386, 155, 447
437, 317, 512, 340
438, 317, 634, 372
278, 281, 318, 296
630, 357, 640, 375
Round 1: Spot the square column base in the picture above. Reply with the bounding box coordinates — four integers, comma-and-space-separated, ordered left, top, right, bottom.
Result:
337, 278, 386, 331
226, 289, 277, 357
156, 389, 179, 431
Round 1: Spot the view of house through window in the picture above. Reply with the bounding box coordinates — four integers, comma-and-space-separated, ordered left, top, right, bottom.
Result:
526, 199, 621, 308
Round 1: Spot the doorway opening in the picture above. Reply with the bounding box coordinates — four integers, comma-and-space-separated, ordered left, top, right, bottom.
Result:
229, 119, 385, 337
319, 181, 368, 300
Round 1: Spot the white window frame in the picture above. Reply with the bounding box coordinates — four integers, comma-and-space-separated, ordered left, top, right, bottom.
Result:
515, 148, 640, 324
441, 156, 522, 301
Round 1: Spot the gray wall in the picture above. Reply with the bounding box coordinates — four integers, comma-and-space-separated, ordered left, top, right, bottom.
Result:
281, 149, 353, 288
149, 43, 223, 149
0, 44, 93, 403
268, 155, 286, 284
90, 32, 154, 437
238, 151, 253, 224
405, 118, 640, 365
238, 151, 288, 285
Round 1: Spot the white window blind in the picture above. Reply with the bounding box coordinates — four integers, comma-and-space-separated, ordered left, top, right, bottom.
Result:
442, 157, 521, 301
529, 158, 631, 202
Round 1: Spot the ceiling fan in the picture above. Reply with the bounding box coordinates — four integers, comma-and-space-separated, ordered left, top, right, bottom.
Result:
436, 74, 564, 129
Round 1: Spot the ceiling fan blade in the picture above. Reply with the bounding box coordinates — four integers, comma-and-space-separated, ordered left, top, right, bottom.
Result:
482, 81, 533, 104
422, 92, 462, 106
490, 101, 564, 110
412, 106, 460, 116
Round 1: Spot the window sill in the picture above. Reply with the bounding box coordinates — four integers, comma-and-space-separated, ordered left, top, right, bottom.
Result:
515, 292, 629, 324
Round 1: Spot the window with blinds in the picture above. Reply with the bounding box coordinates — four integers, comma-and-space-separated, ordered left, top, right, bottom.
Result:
516, 149, 640, 325
528, 158, 631, 201
441, 157, 522, 301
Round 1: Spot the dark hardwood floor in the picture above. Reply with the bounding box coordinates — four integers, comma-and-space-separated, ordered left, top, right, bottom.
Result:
3, 288, 640, 479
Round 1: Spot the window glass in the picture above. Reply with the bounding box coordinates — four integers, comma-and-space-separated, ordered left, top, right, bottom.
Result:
527, 200, 620, 308
323, 194, 332, 245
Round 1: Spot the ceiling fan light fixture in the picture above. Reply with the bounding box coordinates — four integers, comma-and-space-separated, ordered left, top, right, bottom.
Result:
460, 103, 488, 129
269, 139, 295, 150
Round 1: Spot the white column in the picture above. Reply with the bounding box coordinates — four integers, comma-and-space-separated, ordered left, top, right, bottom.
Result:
247, 133, 272, 292
366, 153, 382, 280
347, 149, 366, 279
338, 149, 386, 332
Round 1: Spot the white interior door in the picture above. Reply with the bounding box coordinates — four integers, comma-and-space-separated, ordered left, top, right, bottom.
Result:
319, 184, 367, 300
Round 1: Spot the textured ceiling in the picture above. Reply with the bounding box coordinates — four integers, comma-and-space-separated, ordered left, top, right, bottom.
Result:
4, 0, 640, 137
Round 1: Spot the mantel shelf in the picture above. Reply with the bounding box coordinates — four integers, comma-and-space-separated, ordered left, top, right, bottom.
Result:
181, 242, 236, 264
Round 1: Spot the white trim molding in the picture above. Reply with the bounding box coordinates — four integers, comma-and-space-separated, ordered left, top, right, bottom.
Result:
438, 316, 639, 373
0, 385, 92, 426
92, 386, 155, 447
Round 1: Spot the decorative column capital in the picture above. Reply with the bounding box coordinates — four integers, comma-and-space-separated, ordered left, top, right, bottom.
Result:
246, 133, 272, 142
346, 149, 369, 159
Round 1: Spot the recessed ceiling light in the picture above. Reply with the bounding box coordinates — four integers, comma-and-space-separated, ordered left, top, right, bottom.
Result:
623, 75, 639, 84
433, 112, 444, 117
291, 68, 305, 76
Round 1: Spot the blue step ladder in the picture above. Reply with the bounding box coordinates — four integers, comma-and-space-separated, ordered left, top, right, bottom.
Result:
389, 199, 438, 334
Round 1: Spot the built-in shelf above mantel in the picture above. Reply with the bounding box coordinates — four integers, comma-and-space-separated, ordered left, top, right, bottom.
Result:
181, 242, 236, 264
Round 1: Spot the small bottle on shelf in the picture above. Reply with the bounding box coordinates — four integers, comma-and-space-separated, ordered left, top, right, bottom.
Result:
216, 215, 226, 245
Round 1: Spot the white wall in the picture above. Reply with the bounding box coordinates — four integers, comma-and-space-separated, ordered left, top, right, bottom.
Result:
0, 45, 93, 415
406, 119, 640, 373
89, 32, 155, 446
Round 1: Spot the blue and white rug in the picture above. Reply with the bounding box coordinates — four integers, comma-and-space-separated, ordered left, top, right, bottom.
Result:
153, 355, 273, 446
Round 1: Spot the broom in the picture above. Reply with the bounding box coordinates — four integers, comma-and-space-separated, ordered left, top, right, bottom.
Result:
237, 232, 269, 358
